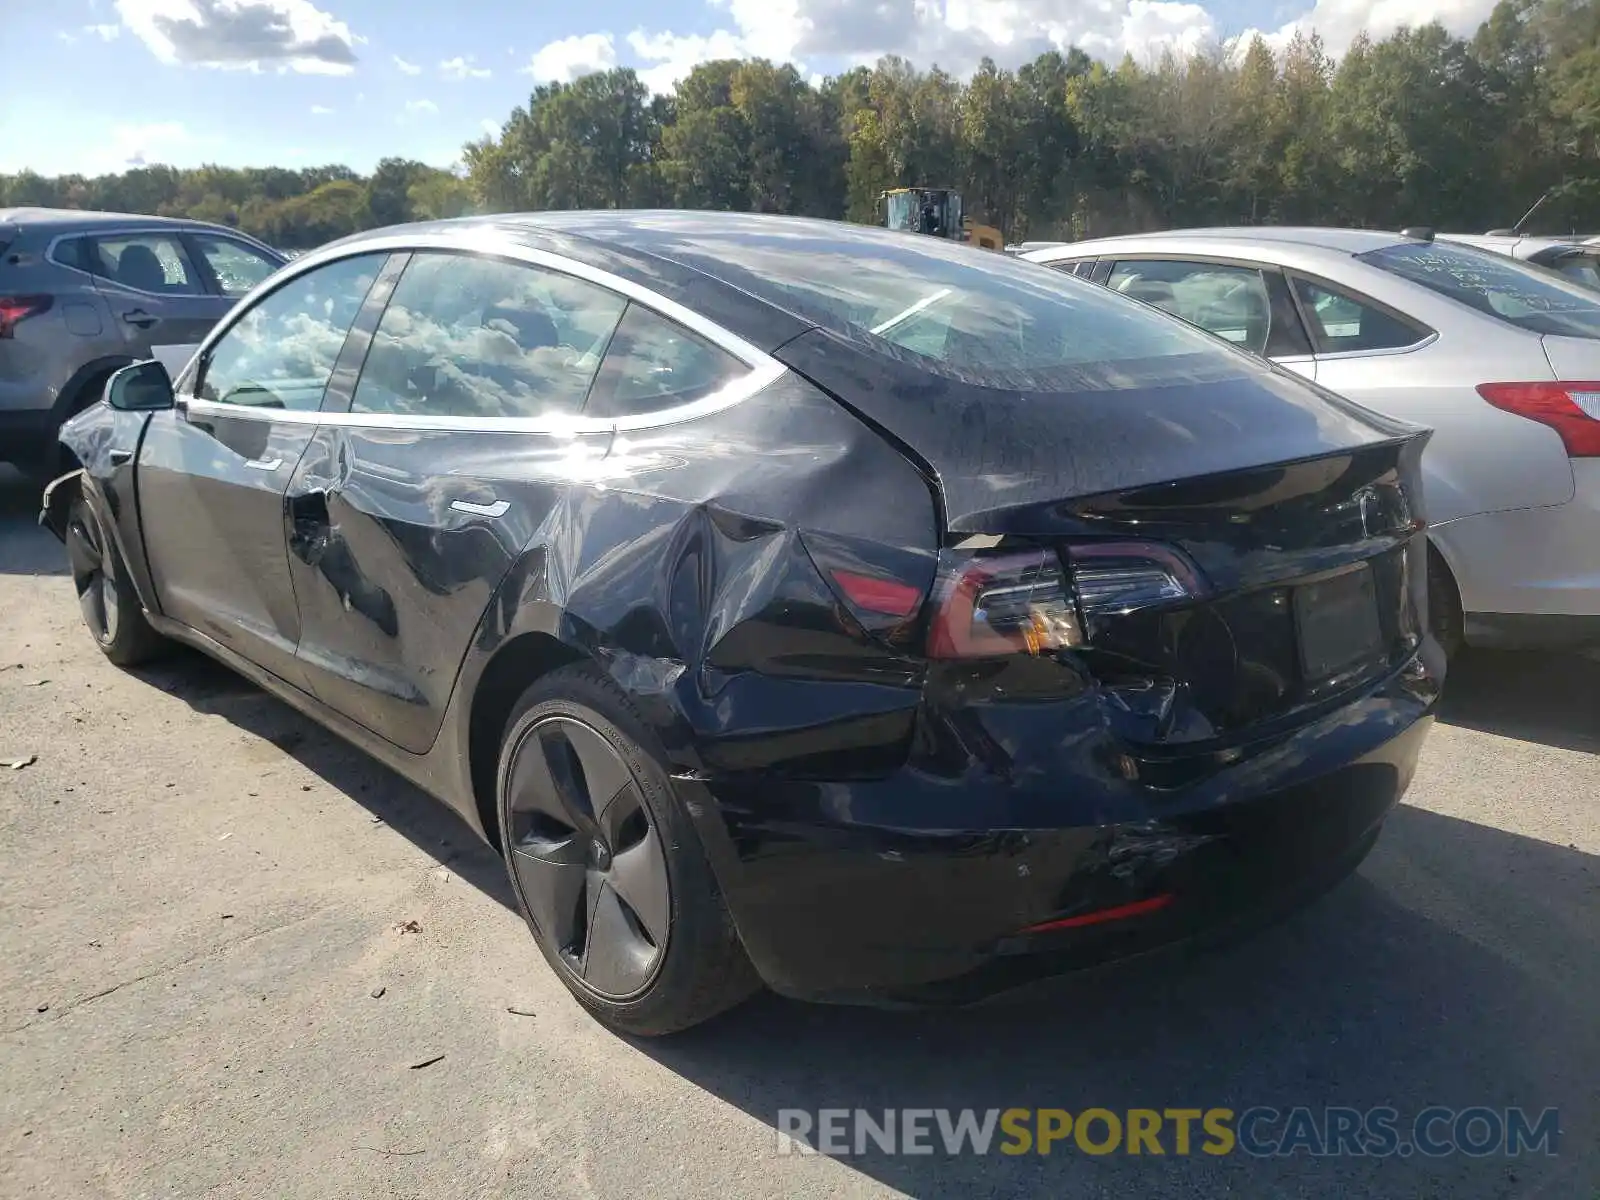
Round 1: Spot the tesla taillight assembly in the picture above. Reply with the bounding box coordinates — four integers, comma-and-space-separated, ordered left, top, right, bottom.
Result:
926, 541, 1205, 659
1478, 382, 1600, 457
0, 294, 52, 339
928, 548, 1082, 658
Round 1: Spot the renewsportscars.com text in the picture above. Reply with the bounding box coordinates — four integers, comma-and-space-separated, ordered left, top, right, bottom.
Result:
776, 1106, 1560, 1159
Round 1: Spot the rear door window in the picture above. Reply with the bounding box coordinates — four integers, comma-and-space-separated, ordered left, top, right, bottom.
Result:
350, 252, 627, 419
1106, 260, 1310, 357
584, 303, 744, 419
1290, 276, 1432, 354
1359, 240, 1600, 339
90, 233, 201, 295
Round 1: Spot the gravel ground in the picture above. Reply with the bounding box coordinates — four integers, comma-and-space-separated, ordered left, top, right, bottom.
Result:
0, 466, 1596, 1199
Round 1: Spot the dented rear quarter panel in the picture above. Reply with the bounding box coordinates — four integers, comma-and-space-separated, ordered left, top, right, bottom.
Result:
412, 372, 941, 829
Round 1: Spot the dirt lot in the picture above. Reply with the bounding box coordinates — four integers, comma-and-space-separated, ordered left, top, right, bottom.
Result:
0, 465, 1596, 1199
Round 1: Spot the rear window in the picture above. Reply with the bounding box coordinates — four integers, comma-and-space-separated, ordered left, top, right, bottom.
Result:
607, 217, 1242, 388
1541, 249, 1600, 292
1359, 241, 1600, 339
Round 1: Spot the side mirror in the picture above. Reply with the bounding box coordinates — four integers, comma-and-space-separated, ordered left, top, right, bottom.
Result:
106, 359, 175, 412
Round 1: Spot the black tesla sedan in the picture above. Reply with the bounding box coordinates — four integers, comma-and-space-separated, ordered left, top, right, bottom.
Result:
41, 211, 1441, 1034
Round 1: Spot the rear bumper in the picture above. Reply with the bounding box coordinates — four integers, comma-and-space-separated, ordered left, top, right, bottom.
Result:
687, 653, 1440, 1005
1434, 461, 1600, 635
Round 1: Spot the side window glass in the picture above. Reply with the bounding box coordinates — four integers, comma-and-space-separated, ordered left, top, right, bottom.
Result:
585, 304, 746, 419
52, 236, 94, 273
1108, 260, 1275, 355
191, 235, 280, 298
1292, 277, 1428, 354
199, 254, 384, 410
93, 234, 199, 294
351, 253, 626, 419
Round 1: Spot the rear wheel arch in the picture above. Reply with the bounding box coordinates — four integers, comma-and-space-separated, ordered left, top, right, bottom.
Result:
53, 355, 136, 423
467, 631, 586, 850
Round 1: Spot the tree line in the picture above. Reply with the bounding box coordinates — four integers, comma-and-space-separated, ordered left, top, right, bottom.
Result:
4, 0, 1599, 247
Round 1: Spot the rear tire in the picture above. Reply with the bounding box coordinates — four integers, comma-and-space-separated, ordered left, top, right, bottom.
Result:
495, 663, 760, 1036
1427, 542, 1463, 661
66, 495, 166, 667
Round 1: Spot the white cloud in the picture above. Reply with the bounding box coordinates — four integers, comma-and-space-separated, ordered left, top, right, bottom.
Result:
309, 103, 334, 114
480, 117, 501, 137
114, 0, 359, 74
627, 28, 747, 93
604, 0, 1507, 91
523, 32, 617, 82
404, 98, 439, 114
58, 31, 79, 44
393, 53, 421, 74
85, 22, 123, 39
440, 54, 491, 80
1252, 0, 1499, 56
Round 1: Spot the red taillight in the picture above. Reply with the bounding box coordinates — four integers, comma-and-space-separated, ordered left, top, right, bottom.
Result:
928, 547, 1083, 658
0, 295, 52, 338
1020, 893, 1175, 934
828, 569, 922, 618
1478, 382, 1600, 457
926, 541, 1204, 660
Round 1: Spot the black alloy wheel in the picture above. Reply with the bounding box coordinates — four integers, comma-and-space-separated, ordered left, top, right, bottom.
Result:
503, 713, 671, 998
495, 664, 759, 1035
65, 496, 165, 666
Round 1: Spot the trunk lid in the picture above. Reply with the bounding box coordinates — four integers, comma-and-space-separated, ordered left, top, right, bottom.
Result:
775, 327, 1421, 535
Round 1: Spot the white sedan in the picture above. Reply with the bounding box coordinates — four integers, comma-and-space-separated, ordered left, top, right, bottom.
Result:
1024, 228, 1600, 656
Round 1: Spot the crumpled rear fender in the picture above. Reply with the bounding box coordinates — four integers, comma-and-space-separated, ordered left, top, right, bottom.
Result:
442, 373, 942, 802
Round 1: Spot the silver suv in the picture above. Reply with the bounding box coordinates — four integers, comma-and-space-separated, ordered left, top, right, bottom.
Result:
0, 208, 285, 476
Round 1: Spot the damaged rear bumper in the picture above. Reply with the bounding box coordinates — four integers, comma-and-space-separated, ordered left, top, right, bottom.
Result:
681, 652, 1439, 1006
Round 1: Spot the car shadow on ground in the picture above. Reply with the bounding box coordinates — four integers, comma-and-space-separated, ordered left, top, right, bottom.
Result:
129, 640, 1600, 1196
0, 469, 66, 577
637, 808, 1598, 1196
133, 646, 517, 911
1437, 647, 1600, 753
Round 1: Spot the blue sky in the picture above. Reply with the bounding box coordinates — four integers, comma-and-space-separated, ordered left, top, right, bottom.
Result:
2, 0, 1494, 177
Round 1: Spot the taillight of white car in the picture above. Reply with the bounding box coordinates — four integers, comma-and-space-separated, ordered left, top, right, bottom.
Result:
1478, 382, 1600, 456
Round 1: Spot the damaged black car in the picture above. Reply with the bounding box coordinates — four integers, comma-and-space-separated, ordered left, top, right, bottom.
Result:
40, 211, 1442, 1034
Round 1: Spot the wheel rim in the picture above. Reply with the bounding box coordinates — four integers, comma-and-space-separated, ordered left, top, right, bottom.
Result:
66, 505, 116, 646
504, 715, 670, 1000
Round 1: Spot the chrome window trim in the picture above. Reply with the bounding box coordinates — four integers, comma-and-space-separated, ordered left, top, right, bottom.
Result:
45, 228, 211, 299
180, 231, 790, 434
1306, 332, 1440, 362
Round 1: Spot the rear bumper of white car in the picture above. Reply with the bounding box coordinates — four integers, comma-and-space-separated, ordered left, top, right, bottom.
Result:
1433, 460, 1600, 649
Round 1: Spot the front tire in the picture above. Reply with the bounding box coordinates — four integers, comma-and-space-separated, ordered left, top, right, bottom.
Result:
495, 663, 759, 1035
66, 495, 166, 667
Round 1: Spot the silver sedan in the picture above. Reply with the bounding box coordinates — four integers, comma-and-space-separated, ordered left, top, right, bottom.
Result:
1025, 228, 1600, 657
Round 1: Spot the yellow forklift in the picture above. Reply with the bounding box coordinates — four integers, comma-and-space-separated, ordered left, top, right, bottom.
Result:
878, 187, 1004, 251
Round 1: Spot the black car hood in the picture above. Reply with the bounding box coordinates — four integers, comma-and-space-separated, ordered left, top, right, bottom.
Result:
775, 327, 1422, 534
